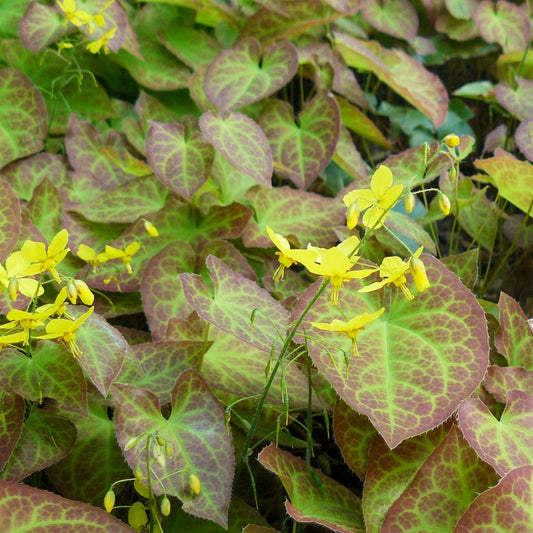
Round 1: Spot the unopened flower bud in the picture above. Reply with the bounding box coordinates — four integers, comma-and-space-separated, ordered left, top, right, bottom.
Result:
74, 279, 94, 305
165, 442, 173, 457
104, 489, 115, 513
156, 435, 165, 447
157, 453, 166, 468
143, 220, 159, 238
66, 280, 78, 304
443, 134, 460, 148
8, 278, 19, 301
152, 443, 161, 459
125, 436, 138, 451
438, 193, 451, 216
346, 202, 359, 230
403, 192, 416, 214
188, 473, 201, 495
134, 466, 144, 481
423, 142, 430, 166
409, 256, 430, 292
161, 496, 171, 516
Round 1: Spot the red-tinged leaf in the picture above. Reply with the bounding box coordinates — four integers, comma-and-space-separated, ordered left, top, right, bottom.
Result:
494, 292, 533, 370
494, 78, 533, 121
2, 409, 76, 481
65, 116, 130, 190
190, 63, 218, 113
472, 1, 531, 53
1, 153, 68, 202
0, 392, 24, 471
334, 32, 448, 128
484, 366, 533, 403
384, 211, 437, 255
27, 178, 63, 242
362, 0, 419, 41
363, 422, 452, 533
333, 125, 370, 182
117, 341, 206, 404
243, 526, 281, 533
46, 400, 132, 506
242, 185, 345, 248
380, 425, 498, 532
459, 391, 533, 476
258, 91, 340, 189
335, 96, 390, 148
181, 256, 290, 353
158, 27, 221, 68
113, 371, 234, 528
442, 249, 480, 291
0, 342, 87, 416
453, 465, 533, 532
0, 479, 135, 531
258, 444, 365, 533
436, 14, 479, 41
205, 38, 298, 112
200, 111, 273, 186
333, 399, 377, 480
71, 307, 128, 397
19, 1, 66, 53
445, 0, 475, 19
0, 177, 20, 261
293, 256, 489, 448
324, 0, 362, 14
0, 67, 47, 168
141, 241, 196, 341
147, 119, 214, 200
515, 120, 533, 162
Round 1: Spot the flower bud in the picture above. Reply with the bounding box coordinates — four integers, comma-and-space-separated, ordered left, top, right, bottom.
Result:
8, 278, 19, 301
443, 134, 460, 148
134, 466, 144, 482
409, 256, 430, 292
161, 496, 171, 516
346, 202, 359, 230
423, 142, 430, 166
143, 220, 159, 238
156, 435, 165, 447
125, 436, 138, 451
165, 442, 174, 457
438, 193, 451, 216
74, 279, 94, 305
157, 453, 166, 468
188, 473, 201, 495
66, 280, 78, 304
403, 192, 416, 214
104, 489, 115, 513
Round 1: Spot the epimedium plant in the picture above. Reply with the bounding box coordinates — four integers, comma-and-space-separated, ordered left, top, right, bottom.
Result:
0, 0, 532, 532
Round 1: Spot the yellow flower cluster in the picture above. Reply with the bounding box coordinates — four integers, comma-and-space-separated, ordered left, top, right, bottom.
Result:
57, 0, 117, 54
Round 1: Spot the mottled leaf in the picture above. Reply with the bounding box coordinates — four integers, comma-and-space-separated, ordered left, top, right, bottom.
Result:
333, 125, 370, 182
258, 91, 340, 189
258, 444, 365, 533
515, 120, 533, 162
0, 392, 24, 471
19, 1, 66, 53
494, 78, 533, 121
453, 465, 533, 532
0, 177, 20, 261
494, 292, 533, 370
205, 38, 298, 112
147, 119, 214, 200
334, 33, 448, 128
484, 366, 533, 403
459, 390, 533, 476
0, 67, 47, 168
27, 178, 63, 243
362, 0, 419, 41
293, 256, 489, 448
113, 370, 234, 528
0, 479, 134, 531
442, 249, 479, 291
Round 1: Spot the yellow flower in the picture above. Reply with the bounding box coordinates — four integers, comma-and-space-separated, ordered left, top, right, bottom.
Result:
266, 226, 317, 282
342, 165, 404, 229
36, 307, 94, 358
105, 242, 141, 275
409, 253, 430, 292
86, 26, 117, 54
0, 307, 56, 345
188, 473, 201, 495
21, 229, 70, 284
438, 193, 451, 216
0, 331, 28, 351
359, 247, 428, 301
56, 0, 93, 27
66, 279, 94, 305
443, 134, 460, 148
298, 236, 377, 305
143, 220, 159, 238
0, 251, 44, 300
77, 244, 110, 271
312, 307, 385, 357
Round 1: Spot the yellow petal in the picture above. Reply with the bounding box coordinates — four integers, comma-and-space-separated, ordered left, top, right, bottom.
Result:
49, 229, 69, 257
21, 240, 46, 262
370, 165, 393, 197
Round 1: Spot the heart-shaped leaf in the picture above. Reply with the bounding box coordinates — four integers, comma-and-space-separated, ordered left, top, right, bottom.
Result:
0, 392, 24, 471
484, 366, 533, 403
205, 37, 298, 112
113, 370, 234, 528
459, 390, 533, 476
515, 119, 533, 161
19, 1, 66, 53
362, 0, 419, 41
293, 256, 489, 448
494, 78, 533, 121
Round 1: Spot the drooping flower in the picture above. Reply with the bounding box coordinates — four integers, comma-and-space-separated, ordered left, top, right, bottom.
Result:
143, 220, 159, 238
408, 254, 431, 292
266, 226, 317, 282
21, 229, 70, 284
77, 244, 110, 271
298, 236, 377, 305
438, 193, 451, 216
35, 306, 94, 357
0, 251, 44, 300
0, 331, 28, 351
86, 26, 117, 54
359, 247, 429, 300
0, 307, 56, 345
105, 242, 141, 275
66, 279, 95, 305
56, 0, 94, 27
342, 165, 404, 229
312, 307, 385, 357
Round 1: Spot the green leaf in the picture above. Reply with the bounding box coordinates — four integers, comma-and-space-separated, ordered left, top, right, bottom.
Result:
0, 392, 24, 471
0, 67, 47, 168
0, 479, 135, 531
258, 444, 365, 533
258, 91, 340, 189
459, 391, 533, 476
474, 151, 533, 215
453, 465, 533, 532
293, 256, 489, 448
159, 27, 221, 68
362, 0, 418, 41
2, 409, 76, 481
27, 178, 63, 243
19, 1, 66, 53
484, 366, 533, 403
204, 37, 298, 112
113, 370, 234, 528
494, 78, 533, 121
200, 111, 273, 186
335, 33, 448, 128
0, 177, 20, 261
442, 249, 480, 291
